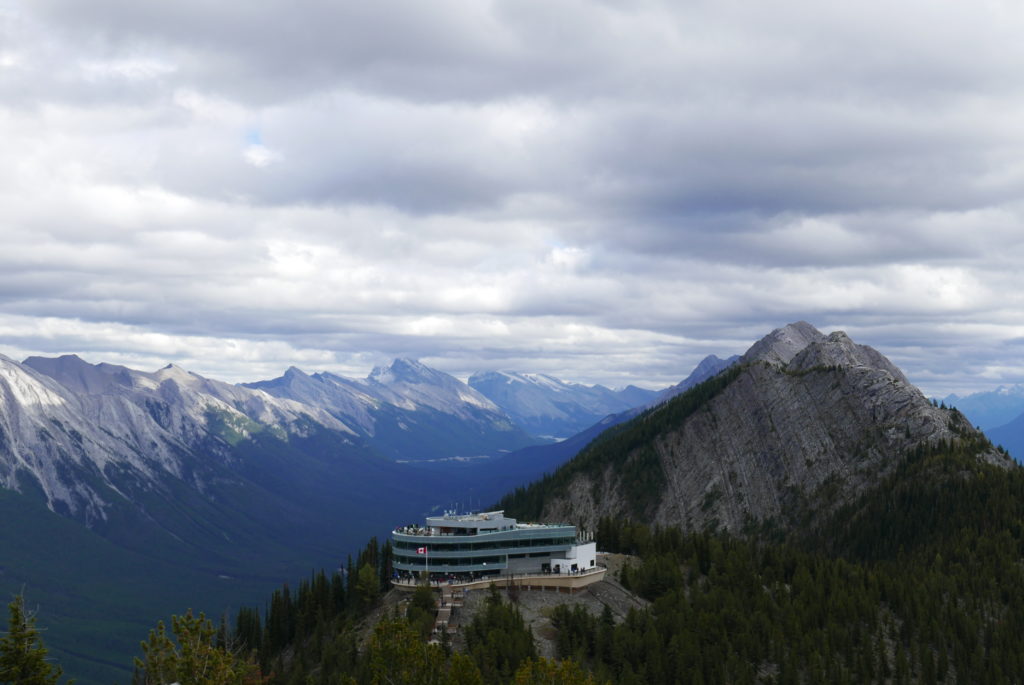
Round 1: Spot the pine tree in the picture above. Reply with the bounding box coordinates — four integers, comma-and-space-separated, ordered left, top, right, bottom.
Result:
512, 657, 602, 684
134, 609, 258, 685
0, 594, 66, 685
355, 563, 380, 612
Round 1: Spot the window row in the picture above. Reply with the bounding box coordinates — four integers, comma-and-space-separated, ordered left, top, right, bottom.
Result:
394, 555, 505, 567
393, 536, 575, 552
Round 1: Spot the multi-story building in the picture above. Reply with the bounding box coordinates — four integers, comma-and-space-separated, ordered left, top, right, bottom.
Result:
392, 510, 596, 581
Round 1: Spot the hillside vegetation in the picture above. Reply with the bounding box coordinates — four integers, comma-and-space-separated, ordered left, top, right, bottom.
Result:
575, 443, 1024, 684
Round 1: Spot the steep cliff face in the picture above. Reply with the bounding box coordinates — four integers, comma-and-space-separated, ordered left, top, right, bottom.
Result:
528, 323, 1012, 532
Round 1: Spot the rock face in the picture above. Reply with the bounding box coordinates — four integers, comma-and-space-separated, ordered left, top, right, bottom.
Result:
739, 320, 825, 366
2, 353, 358, 524
534, 323, 1013, 533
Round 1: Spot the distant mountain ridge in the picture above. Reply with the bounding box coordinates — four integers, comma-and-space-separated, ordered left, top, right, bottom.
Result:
938, 385, 1024, 463
12, 353, 385, 515
246, 358, 538, 460
500, 322, 1013, 533
942, 384, 1024, 431
986, 413, 1024, 463
0, 352, 550, 682
651, 353, 739, 406
467, 370, 660, 438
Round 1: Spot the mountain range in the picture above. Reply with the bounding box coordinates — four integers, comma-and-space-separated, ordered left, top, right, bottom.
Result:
2, 351, 672, 541
1, 352, 504, 680
942, 384, 1024, 431
0, 350, 665, 682
939, 385, 1024, 462
463, 356, 738, 441
466, 370, 658, 439
244, 358, 539, 460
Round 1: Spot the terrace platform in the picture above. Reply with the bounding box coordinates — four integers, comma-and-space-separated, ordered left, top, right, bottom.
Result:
392, 566, 607, 594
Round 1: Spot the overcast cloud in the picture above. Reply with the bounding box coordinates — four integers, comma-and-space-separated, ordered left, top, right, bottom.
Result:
2, 0, 1024, 396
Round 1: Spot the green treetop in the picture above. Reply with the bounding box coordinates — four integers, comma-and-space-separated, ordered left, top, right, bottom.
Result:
0, 594, 67, 685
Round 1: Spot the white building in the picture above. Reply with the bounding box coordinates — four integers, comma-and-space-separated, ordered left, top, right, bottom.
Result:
392, 510, 597, 580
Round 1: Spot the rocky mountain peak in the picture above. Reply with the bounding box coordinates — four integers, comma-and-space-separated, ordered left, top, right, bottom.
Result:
390, 357, 431, 376
282, 365, 311, 381
506, 322, 1012, 537
369, 358, 418, 384
468, 370, 514, 385
787, 331, 909, 383
741, 321, 825, 366
653, 353, 740, 406
692, 354, 729, 375
155, 363, 196, 381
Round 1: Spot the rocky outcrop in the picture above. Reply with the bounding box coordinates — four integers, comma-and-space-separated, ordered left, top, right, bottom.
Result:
537, 323, 1013, 533
740, 320, 825, 366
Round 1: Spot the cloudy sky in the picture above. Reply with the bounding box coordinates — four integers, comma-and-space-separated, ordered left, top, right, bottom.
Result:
2, 1, 1024, 396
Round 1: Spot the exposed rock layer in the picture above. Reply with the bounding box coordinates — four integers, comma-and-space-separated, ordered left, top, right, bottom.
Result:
538, 323, 1012, 532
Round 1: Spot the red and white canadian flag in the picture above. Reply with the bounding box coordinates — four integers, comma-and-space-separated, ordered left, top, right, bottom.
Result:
416, 547, 427, 555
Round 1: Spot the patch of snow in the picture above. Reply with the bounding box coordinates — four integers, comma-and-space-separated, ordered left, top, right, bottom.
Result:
0, 362, 68, 408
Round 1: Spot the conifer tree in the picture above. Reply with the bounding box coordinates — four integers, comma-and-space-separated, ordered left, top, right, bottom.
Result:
134, 609, 257, 685
355, 564, 380, 612
0, 594, 66, 685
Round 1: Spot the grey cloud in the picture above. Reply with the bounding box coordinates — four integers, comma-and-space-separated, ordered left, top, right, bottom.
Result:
29, 0, 536, 105
2, 1, 1024, 395
19, 0, 1024, 228
31, 1, 1023, 107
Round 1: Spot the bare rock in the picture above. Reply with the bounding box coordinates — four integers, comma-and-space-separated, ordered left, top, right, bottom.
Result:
538, 323, 1013, 534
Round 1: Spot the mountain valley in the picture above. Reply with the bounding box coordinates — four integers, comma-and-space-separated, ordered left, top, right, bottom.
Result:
0, 350, 660, 682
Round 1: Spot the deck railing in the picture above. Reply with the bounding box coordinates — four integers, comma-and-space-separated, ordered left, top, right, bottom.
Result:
391, 566, 606, 589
